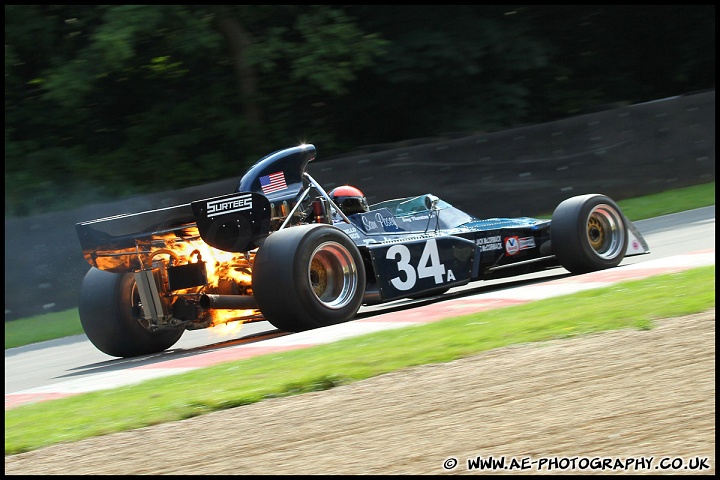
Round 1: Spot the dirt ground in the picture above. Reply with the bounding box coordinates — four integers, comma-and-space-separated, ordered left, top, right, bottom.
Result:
5, 309, 715, 476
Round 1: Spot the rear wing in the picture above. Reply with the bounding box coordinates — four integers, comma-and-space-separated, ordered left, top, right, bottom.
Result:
76, 192, 271, 272
76, 203, 197, 271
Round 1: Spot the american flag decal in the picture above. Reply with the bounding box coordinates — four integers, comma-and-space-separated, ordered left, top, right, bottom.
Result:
259, 171, 288, 194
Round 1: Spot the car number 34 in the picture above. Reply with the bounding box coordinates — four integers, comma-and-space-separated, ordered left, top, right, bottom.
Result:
370, 236, 475, 299
387, 239, 450, 290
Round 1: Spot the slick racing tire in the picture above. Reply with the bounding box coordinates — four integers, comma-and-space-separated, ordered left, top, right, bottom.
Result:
252, 224, 366, 332
551, 194, 628, 274
79, 267, 185, 357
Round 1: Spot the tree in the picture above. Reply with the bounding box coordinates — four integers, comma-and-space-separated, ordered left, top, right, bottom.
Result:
5, 5, 715, 216
5, 5, 387, 215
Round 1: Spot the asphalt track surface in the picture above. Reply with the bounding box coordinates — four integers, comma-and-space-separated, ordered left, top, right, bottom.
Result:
4, 206, 715, 410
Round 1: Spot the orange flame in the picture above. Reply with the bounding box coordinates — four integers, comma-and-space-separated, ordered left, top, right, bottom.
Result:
158, 227, 257, 327
209, 319, 246, 337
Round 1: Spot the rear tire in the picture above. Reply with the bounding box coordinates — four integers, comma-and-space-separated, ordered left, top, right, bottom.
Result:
252, 224, 366, 332
551, 194, 628, 274
79, 267, 185, 357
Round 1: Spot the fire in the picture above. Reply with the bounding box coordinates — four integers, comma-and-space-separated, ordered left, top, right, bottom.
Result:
210, 309, 251, 326
158, 227, 258, 326
209, 319, 246, 337
86, 225, 262, 327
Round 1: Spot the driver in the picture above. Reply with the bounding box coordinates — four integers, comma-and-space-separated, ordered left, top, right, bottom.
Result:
329, 185, 369, 215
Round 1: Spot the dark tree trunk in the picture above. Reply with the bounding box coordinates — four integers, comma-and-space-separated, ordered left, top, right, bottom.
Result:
213, 6, 264, 136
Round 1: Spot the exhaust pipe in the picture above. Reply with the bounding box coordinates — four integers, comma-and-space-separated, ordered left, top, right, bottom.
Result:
199, 294, 258, 310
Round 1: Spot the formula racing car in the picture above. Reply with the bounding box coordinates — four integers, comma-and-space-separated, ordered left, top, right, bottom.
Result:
76, 143, 650, 357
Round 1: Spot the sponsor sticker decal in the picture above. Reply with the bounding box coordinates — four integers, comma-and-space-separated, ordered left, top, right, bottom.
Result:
360, 211, 399, 232
505, 236, 520, 255
475, 235, 503, 252
518, 236, 536, 250
206, 194, 253, 217
505, 236, 536, 255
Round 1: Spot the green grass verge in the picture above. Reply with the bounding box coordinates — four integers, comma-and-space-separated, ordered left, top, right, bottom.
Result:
4, 309, 84, 349
613, 181, 715, 220
5, 266, 715, 455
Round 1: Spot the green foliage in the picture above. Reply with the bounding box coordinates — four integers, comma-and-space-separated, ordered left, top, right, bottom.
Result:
289, 8, 388, 95
4, 5, 715, 216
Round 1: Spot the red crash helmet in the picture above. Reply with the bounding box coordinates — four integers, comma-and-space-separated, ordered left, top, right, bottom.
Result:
329, 185, 369, 215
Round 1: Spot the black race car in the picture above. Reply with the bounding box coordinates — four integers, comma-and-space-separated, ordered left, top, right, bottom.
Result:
76, 143, 649, 357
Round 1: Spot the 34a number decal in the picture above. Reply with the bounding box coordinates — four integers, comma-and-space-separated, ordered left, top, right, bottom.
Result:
386, 244, 415, 290
386, 239, 451, 291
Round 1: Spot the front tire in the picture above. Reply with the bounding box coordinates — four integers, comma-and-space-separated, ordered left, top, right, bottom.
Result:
79, 267, 185, 357
252, 224, 366, 332
551, 194, 628, 274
